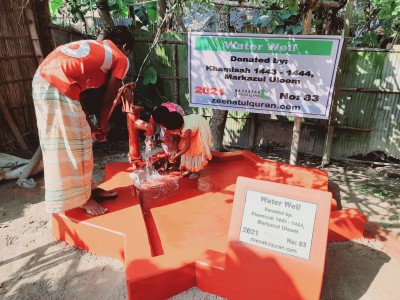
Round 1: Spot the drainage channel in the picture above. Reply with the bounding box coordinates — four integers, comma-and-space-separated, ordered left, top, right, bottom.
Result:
138, 191, 165, 257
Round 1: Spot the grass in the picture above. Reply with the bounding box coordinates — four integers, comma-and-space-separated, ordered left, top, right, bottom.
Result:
357, 182, 400, 201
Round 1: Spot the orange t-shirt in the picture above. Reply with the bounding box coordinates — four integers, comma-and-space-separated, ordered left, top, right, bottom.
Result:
38, 39, 129, 100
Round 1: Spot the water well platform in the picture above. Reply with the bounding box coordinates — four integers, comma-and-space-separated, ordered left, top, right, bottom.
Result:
52, 150, 366, 299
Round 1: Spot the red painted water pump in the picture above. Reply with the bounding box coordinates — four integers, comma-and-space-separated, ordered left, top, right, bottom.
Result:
108, 82, 150, 166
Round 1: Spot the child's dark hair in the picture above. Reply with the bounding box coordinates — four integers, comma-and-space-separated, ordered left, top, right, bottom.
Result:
164, 112, 184, 130
103, 25, 134, 51
152, 106, 170, 124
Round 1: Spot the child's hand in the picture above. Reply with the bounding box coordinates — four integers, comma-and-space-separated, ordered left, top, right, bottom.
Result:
168, 154, 177, 163
145, 136, 154, 149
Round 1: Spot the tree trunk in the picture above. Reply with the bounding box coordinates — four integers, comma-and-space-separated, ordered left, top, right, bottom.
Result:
210, 109, 228, 151
96, 0, 114, 27
209, 4, 229, 151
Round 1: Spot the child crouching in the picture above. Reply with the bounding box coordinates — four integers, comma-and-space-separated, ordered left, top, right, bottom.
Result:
163, 112, 212, 179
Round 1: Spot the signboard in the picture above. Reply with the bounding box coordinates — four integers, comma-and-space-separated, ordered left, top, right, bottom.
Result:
198, 176, 332, 299
188, 32, 343, 119
239, 190, 317, 260
229, 177, 332, 261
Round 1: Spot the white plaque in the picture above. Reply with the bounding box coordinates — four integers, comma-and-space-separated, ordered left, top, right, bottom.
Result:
239, 190, 317, 260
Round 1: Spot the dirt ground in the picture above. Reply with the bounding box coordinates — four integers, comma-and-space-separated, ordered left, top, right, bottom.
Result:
0, 141, 399, 300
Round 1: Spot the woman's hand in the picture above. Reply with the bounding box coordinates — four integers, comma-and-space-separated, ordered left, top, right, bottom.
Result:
99, 120, 110, 134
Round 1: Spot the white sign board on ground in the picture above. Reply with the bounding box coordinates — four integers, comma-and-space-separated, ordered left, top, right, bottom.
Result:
239, 190, 317, 260
229, 176, 332, 261
188, 32, 343, 119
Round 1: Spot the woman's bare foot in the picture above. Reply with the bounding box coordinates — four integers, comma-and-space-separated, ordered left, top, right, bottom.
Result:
91, 188, 117, 200
188, 172, 200, 179
80, 198, 108, 216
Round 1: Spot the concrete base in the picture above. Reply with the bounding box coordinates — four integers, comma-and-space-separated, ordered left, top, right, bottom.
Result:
51, 151, 367, 299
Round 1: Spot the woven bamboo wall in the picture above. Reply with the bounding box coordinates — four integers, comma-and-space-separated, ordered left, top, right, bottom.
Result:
0, 0, 52, 154
51, 25, 93, 48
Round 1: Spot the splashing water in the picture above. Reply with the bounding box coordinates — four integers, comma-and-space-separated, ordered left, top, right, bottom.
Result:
138, 174, 179, 200
143, 135, 160, 181
129, 136, 179, 200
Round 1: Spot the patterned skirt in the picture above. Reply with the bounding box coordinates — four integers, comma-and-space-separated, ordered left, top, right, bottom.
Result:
32, 74, 92, 213
179, 115, 212, 172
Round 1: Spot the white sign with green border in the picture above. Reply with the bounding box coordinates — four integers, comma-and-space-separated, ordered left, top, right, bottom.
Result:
188, 32, 343, 119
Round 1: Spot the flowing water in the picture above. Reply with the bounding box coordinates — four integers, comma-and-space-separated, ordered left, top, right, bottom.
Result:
142, 136, 160, 180
129, 136, 179, 200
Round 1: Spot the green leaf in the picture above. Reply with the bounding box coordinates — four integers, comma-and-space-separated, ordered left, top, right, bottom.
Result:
146, 3, 157, 24
272, 19, 283, 26
280, 12, 293, 21
50, 0, 63, 15
291, 25, 302, 35
273, 26, 285, 34
287, 25, 301, 34
252, 15, 271, 28
143, 67, 157, 85
288, 5, 299, 14
134, 5, 150, 26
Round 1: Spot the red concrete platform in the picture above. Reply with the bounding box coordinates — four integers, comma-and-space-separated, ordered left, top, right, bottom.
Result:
51, 150, 367, 299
